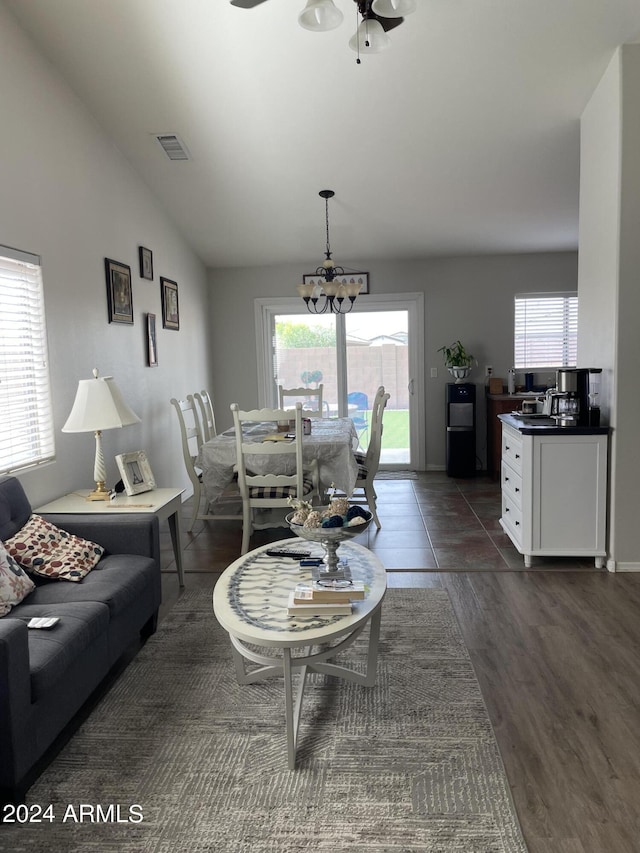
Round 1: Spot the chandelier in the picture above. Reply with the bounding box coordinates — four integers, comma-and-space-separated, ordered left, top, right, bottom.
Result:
296, 190, 363, 315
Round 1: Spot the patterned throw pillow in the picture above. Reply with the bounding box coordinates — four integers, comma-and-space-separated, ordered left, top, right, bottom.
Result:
0, 541, 36, 615
4, 514, 104, 582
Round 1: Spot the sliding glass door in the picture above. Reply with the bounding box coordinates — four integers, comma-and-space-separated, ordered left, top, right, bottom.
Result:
255, 294, 424, 470
344, 311, 410, 462
271, 313, 339, 413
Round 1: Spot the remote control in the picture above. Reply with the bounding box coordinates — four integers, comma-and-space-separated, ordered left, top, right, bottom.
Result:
266, 548, 311, 559
27, 617, 60, 629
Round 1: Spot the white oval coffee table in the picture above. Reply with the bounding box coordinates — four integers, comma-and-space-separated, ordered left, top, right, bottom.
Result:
213, 538, 386, 769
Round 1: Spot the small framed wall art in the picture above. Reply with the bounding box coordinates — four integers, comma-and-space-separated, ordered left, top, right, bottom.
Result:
115, 450, 156, 496
161, 277, 179, 330
147, 313, 158, 366
302, 272, 369, 295
139, 246, 153, 280
105, 257, 133, 324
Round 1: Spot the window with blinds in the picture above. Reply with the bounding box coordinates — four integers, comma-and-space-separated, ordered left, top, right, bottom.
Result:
0, 246, 55, 474
514, 292, 578, 370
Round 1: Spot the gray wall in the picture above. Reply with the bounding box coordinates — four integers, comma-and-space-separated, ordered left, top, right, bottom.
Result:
208, 252, 578, 470
0, 3, 212, 508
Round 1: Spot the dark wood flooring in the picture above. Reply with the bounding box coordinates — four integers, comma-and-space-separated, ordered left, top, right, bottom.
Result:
157, 473, 640, 853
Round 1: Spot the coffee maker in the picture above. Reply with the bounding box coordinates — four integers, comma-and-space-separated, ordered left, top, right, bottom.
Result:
550, 368, 602, 427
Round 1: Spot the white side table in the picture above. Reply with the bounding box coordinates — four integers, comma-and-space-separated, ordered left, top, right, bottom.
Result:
34, 487, 185, 586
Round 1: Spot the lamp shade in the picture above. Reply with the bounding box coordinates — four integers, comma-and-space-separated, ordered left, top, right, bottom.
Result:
298, 0, 343, 31
62, 370, 140, 433
349, 19, 391, 53
371, 0, 417, 17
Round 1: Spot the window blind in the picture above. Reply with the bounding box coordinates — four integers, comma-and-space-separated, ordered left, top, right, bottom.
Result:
514, 292, 578, 370
0, 246, 55, 474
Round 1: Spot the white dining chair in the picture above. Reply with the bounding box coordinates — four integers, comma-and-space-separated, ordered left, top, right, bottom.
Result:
192, 389, 217, 442
231, 402, 317, 554
278, 384, 324, 417
336, 386, 390, 529
170, 397, 240, 532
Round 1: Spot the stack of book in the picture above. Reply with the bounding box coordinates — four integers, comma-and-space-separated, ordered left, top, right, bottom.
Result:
286, 581, 365, 616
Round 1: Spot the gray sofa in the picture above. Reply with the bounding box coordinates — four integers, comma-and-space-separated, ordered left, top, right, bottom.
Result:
0, 475, 161, 803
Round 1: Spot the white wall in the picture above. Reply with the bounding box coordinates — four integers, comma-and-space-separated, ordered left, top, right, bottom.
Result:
578, 52, 621, 425
579, 45, 640, 568
0, 3, 211, 507
208, 251, 578, 470
616, 46, 640, 565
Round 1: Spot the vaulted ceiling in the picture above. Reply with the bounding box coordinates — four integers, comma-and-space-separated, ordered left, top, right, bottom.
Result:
5, 0, 640, 269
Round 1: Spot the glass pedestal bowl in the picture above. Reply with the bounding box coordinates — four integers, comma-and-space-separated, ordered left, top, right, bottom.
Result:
286, 507, 372, 581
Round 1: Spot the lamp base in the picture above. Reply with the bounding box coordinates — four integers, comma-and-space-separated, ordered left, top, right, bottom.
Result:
86, 482, 114, 501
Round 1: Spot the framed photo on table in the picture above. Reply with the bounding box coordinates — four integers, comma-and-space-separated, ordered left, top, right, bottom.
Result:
115, 451, 156, 496
105, 258, 133, 324
161, 277, 179, 330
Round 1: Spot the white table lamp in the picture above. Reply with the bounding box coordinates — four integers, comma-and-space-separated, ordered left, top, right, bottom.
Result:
62, 368, 140, 500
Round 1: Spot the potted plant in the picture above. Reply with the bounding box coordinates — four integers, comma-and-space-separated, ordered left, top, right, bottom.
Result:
438, 340, 476, 383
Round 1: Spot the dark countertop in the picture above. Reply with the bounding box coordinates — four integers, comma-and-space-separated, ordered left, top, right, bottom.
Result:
498, 413, 610, 436
488, 392, 547, 400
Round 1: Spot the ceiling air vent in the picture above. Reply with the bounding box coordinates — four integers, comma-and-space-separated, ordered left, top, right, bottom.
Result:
154, 134, 190, 161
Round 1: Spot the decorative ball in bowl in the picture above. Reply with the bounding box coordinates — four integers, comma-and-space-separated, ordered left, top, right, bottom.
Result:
286, 500, 372, 577
286, 507, 373, 543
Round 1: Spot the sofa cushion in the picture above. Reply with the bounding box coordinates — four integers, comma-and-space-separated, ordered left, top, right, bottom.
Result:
7, 600, 109, 700
4, 514, 104, 581
0, 541, 35, 616
24, 554, 156, 617
0, 475, 33, 542
248, 477, 315, 499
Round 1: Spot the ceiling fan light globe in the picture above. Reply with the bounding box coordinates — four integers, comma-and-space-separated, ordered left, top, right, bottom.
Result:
298, 0, 344, 32
348, 20, 391, 53
371, 0, 416, 17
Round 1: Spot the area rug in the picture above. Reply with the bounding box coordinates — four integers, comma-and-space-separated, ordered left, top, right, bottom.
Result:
1, 589, 527, 853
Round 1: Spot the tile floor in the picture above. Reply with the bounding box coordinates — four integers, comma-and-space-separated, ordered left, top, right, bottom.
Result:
159, 472, 600, 605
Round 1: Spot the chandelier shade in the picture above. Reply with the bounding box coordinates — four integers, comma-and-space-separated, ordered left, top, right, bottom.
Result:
298, 0, 343, 31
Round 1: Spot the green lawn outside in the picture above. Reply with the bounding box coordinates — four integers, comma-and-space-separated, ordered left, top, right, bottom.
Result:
362, 408, 409, 450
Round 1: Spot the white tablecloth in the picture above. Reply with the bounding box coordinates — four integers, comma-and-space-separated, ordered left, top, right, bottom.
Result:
197, 417, 359, 504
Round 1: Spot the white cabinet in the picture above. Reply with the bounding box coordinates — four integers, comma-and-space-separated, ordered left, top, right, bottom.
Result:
499, 422, 608, 568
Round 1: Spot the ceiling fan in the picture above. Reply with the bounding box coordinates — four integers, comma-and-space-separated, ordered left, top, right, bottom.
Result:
229, 1, 411, 34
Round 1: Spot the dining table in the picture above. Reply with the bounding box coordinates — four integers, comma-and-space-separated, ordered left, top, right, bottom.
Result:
197, 416, 360, 505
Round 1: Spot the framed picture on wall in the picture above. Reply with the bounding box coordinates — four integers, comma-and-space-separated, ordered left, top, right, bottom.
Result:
146, 313, 158, 366
302, 272, 369, 295
161, 277, 179, 330
139, 246, 153, 280
105, 258, 133, 324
